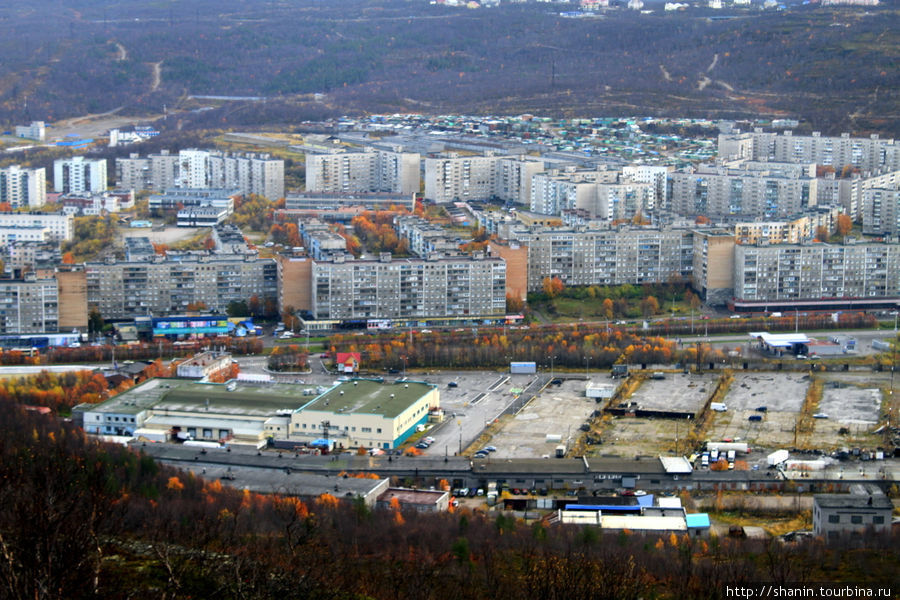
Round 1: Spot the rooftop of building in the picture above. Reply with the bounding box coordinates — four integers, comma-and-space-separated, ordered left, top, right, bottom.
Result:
813, 493, 893, 510
377, 488, 448, 505
80, 378, 305, 417
299, 379, 436, 419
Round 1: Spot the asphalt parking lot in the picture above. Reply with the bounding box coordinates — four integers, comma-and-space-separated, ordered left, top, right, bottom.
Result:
477, 377, 599, 459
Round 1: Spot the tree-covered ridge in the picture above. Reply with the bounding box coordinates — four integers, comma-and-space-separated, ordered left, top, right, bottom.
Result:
0, 1, 896, 134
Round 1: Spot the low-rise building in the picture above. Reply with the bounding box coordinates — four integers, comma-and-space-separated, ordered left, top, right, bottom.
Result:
176, 351, 234, 380
289, 379, 440, 449
813, 492, 893, 539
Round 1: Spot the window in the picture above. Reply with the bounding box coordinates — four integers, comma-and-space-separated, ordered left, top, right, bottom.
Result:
203, 429, 213, 438
873, 516, 885, 524
377, 428, 382, 434
850, 515, 862, 525
828, 515, 840, 523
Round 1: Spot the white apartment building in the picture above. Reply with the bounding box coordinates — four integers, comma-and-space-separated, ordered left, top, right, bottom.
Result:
53, 156, 107, 194
14, 121, 45, 141
0, 212, 73, 243
0, 165, 46, 209
306, 148, 420, 196
718, 130, 900, 173
311, 253, 506, 320
856, 170, 900, 235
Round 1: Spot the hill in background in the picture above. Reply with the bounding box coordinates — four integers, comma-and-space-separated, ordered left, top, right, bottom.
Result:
0, 0, 897, 134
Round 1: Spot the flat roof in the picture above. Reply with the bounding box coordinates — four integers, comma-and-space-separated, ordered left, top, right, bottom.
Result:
685, 513, 710, 528
83, 378, 305, 417
300, 379, 435, 419
749, 332, 811, 346
378, 488, 448, 505
601, 515, 687, 531
814, 494, 893, 510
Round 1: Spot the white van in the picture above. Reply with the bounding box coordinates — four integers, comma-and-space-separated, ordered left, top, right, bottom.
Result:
710, 402, 728, 412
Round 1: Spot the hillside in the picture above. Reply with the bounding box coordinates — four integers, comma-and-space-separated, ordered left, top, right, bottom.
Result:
0, 0, 897, 134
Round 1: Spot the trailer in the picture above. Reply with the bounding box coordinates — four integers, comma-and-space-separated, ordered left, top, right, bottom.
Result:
767, 449, 789, 467
707, 442, 749, 454
510, 361, 537, 374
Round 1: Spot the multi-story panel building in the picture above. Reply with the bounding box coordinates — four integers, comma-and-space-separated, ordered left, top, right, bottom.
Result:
148, 189, 238, 216
53, 156, 107, 194
0, 165, 45, 209
85, 254, 277, 318
0, 275, 59, 333
621, 165, 669, 210
733, 241, 900, 302
718, 130, 900, 172
306, 148, 419, 196
670, 168, 818, 219
115, 154, 152, 191
510, 227, 693, 292
394, 215, 465, 257
0, 212, 73, 243
424, 154, 499, 204
856, 170, 900, 235
733, 208, 841, 245
862, 188, 900, 236
119, 149, 283, 199
311, 253, 506, 320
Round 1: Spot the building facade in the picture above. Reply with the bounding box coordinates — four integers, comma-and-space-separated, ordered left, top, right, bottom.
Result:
0, 275, 59, 334
306, 148, 420, 196
0, 212, 73, 243
85, 253, 277, 318
53, 156, 107, 194
511, 227, 693, 292
311, 253, 506, 320
0, 165, 46, 209
813, 493, 893, 539
733, 241, 900, 302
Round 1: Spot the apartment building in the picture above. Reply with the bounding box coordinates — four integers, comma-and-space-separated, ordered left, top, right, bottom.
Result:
718, 130, 900, 172
14, 121, 45, 141
0, 212, 73, 243
856, 170, 900, 235
691, 230, 736, 306
311, 253, 506, 320
530, 167, 618, 215
117, 150, 283, 199
0, 165, 45, 209
85, 253, 277, 319
510, 227, 693, 292
306, 148, 419, 196
394, 215, 465, 257
670, 168, 818, 219
53, 156, 107, 194
0, 274, 59, 334
733, 208, 841, 245
284, 192, 414, 212
733, 240, 900, 302
424, 154, 498, 204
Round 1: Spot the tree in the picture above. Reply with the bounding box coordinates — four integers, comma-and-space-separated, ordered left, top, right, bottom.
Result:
640, 295, 660, 317
227, 300, 249, 318
836, 214, 853, 237
506, 294, 524, 314
542, 277, 564, 298
815, 226, 829, 242
601, 298, 614, 320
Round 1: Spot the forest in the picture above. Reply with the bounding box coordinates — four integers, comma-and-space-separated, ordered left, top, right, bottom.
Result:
0, 0, 897, 135
0, 400, 897, 599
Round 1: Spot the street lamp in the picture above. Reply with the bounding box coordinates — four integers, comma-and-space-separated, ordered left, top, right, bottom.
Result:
550, 355, 556, 380
584, 355, 592, 379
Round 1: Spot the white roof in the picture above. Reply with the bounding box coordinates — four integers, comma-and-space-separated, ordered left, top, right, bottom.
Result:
749, 332, 811, 347
601, 515, 687, 531
659, 456, 693, 474
657, 497, 683, 509
559, 511, 602, 525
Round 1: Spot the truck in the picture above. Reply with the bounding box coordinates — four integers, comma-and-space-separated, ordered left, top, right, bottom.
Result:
555, 444, 567, 458
610, 364, 629, 379
710, 402, 728, 412
767, 449, 789, 467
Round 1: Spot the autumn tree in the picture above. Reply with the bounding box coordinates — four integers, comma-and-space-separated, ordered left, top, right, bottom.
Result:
640, 295, 660, 317
506, 294, 524, 314
835, 214, 853, 237
542, 277, 564, 298
815, 226, 829, 242
601, 298, 614, 320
